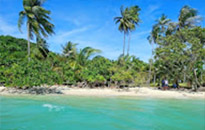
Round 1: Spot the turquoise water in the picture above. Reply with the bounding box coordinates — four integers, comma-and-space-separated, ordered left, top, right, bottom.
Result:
0, 95, 204, 130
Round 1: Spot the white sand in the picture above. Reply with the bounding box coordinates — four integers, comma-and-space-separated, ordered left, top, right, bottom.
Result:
0, 86, 204, 99
61, 87, 205, 99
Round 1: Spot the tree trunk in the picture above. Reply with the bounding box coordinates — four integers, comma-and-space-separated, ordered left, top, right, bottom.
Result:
183, 72, 186, 83
200, 73, 203, 83
148, 43, 154, 85
27, 22, 31, 61
123, 31, 126, 56
194, 69, 201, 88
154, 72, 156, 85
148, 60, 152, 85
183, 66, 186, 82
127, 32, 131, 55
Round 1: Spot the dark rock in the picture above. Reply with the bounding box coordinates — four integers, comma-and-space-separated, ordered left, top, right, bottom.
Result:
1, 86, 65, 95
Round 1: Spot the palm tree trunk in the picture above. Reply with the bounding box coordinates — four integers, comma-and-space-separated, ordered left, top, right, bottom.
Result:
127, 32, 131, 55
148, 43, 154, 85
123, 31, 126, 56
154, 71, 156, 85
27, 22, 31, 61
183, 72, 186, 82
148, 60, 152, 85
200, 73, 202, 82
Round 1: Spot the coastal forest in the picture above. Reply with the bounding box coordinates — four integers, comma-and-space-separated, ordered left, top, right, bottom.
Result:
0, 0, 204, 90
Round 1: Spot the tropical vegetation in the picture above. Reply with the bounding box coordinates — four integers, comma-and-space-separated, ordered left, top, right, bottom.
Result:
0, 35, 148, 87
0, 1, 204, 90
148, 5, 205, 90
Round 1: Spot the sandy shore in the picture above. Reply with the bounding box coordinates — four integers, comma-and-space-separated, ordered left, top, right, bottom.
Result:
60, 87, 205, 99
0, 86, 205, 99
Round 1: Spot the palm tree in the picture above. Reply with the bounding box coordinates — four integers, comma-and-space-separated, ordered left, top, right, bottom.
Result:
126, 6, 141, 55
156, 14, 171, 36
166, 22, 178, 36
78, 47, 101, 66
35, 37, 49, 59
127, 25, 135, 55
147, 25, 160, 44
147, 14, 170, 85
18, 0, 54, 61
114, 6, 133, 56
147, 25, 158, 85
178, 5, 201, 29
62, 41, 78, 59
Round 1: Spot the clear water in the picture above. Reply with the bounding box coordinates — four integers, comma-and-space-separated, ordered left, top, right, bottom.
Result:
0, 95, 204, 130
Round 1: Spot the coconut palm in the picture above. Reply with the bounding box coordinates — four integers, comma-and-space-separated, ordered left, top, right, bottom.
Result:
148, 14, 171, 45
148, 14, 171, 53
126, 6, 141, 55
62, 41, 78, 59
35, 37, 49, 59
166, 22, 178, 36
156, 14, 171, 35
178, 5, 202, 29
114, 6, 133, 56
18, 0, 54, 61
78, 47, 101, 66
147, 25, 159, 85
147, 25, 160, 44
147, 14, 170, 84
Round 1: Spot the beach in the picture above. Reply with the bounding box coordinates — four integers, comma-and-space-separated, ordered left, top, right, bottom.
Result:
0, 86, 204, 99
61, 87, 205, 99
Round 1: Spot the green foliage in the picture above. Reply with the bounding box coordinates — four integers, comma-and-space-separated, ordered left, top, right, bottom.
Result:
149, 5, 204, 89
2, 59, 61, 87
109, 55, 148, 86
0, 36, 149, 87
0, 35, 27, 65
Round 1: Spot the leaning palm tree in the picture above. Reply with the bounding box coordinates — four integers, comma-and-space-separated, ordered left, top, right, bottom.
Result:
18, 0, 54, 61
178, 5, 202, 29
147, 14, 170, 85
78, 47, 101, 66
114, 6, 133, 56
148, 14, 171, 44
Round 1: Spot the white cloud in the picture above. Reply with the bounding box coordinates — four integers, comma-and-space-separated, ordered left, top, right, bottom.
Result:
132, 30, 151, 39
142, 4, 160, 21
60, 27, 89, 38
50, 26, 90, 44
148, 5, 160, 13
64, 17, 81, 26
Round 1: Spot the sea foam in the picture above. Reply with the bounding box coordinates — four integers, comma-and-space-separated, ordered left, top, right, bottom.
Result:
42, 104, 64, 111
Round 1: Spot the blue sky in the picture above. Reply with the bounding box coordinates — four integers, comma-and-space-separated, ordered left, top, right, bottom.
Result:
0, 0, 204, 62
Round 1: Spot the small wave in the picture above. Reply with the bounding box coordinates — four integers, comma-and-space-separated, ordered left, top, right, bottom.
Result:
42, 104, 64, 111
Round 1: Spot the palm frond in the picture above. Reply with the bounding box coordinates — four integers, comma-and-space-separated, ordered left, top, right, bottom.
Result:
18, 11, 26, 32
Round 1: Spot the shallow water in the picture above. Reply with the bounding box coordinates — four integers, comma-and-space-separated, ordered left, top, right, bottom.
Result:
0, 95, 204, 130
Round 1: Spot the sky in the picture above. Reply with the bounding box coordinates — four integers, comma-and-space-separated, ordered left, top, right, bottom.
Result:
0, 0, 205, 62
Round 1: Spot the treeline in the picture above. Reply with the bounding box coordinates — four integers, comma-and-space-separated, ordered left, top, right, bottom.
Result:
0, 0, 204, 89
0, 35, 149, 87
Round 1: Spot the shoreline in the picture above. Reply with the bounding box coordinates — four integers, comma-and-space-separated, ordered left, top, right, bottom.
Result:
0, 86, 205, 99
